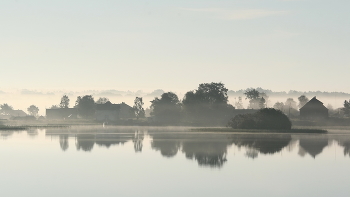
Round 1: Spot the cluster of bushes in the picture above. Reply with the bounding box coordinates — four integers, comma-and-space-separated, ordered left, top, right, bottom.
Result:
227, 108, 292, 130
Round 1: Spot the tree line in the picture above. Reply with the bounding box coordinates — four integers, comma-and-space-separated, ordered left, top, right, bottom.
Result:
1, 82, 350, 122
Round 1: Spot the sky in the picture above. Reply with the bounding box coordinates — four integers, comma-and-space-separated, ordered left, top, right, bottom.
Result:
1, 0, 349, 93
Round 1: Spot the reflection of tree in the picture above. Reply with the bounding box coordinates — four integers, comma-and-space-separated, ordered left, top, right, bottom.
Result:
181, 137, 230, 168
133, 131, 144, 152
27, 129, 38, 137
95, 133, 134, 148
151, 133, 180, 157
245, 148, 258, 159
342, 142, 350, 156
0, 130, 15, 139
59, 134, 69, 151
232, 134, 292, 155
299, 138, 328, 158
334, 138, 350, 157
298, 147, 306, 157
76, 134, 95, 152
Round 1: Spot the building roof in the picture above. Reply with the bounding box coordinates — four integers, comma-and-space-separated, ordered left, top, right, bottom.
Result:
300, 96, 327, 110
96, 101, 121, 110
8, 110, 27, 117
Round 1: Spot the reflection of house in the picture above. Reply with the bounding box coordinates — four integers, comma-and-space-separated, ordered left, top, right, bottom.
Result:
46, 108, 78, 119
95, 101, 135, 122
299, 138, 328, 158
300, 97, 328, 119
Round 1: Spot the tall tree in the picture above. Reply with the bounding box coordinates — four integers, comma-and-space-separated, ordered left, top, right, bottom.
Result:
298, 95, 309, 108
234, 97, 244, 109
259, 97, 266, 109
244, 89, 263, 109
133, 97, 145, 119
27, 105, 39, 116
285, 98, 297, 109
75, 95, 95, 118
95, 97, 109, 104
195, 82, 228, 105
60, 95, 70, 108
343, 100, 350, 116
273, 102, 285, 111
151, 92, 182, 123
244, 89, 260, 100
182, 82, 233, 125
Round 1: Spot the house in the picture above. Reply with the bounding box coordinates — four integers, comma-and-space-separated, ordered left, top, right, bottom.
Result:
95, 101, 120, 122
8, 110, 27, 117
300, 97, 328, 119
46, 108, 78, 119
95, 101, 135, 122
0, 110, 27, 120
119, 102, 135, 119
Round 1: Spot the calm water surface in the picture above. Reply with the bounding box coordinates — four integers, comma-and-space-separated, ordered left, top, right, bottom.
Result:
1, 126, 350, 197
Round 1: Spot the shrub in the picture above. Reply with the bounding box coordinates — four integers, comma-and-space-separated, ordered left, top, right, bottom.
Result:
227, 108, 291, 130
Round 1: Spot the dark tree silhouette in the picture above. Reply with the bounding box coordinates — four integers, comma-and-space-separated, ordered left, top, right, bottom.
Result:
244, 89, 260, 100
27, 105, 39, 116
195, 82, 228, 105
182, 82, 233, 125
150, 92, 182, 124
259, 97, 266, 108
133, 97, 145, 119
244, 89, 265, 109
228, 108, 292, 130
75, 95, 95, 118
343, 100, 350, 116
60, 95, 70, 108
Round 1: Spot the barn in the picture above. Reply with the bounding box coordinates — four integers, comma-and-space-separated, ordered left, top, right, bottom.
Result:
300, 97, 328, 119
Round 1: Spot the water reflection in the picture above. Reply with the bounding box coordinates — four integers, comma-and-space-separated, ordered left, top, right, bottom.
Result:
26, 129, 39, 137
2, 128, 350, 168
150, 133, 181, 157
298, 136, 329, 158
76, 134, 95, 151
133, 131, 144, 152
182, 139, 228, 167
231, 134, 292, 157
47, 128, 141, 152
59, 134, 69, 151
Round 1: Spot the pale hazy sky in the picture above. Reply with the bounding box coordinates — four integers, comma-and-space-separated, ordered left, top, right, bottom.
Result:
1, 0, 349, 92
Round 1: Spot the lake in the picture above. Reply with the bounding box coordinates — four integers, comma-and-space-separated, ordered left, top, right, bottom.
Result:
1, 126, 349, 197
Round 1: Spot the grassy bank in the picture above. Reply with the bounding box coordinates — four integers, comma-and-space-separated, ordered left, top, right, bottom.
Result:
192, 127, 328, 133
